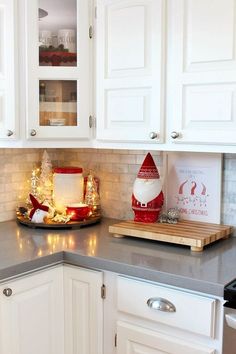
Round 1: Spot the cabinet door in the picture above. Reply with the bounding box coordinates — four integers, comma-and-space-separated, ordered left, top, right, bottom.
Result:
96, 0, 166, 143
0, 267, 64, 354
24, 0, 92, 140
168, 0, 236, 145
64, 265, 103, 354
117, 321, 215, 354
0, 0, 18, 140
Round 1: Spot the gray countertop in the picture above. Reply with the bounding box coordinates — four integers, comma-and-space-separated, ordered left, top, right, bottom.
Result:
0, 218, 236, 297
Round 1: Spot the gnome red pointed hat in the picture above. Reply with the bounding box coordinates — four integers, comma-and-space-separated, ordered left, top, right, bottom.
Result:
137, 153, 160, 179
29, 194, 49, 219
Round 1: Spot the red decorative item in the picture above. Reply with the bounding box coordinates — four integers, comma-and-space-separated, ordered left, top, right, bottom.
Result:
66, 203, 90, 221
39, 51, 77, 66
29, 194, 49, 219
132, 153, 164, 223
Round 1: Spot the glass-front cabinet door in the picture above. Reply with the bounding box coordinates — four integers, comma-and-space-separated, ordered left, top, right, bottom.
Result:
0, 0, 18, 140
25, 0, 91, 140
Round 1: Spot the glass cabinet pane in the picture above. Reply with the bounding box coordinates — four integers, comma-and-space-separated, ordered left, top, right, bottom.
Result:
38, 0, 77, 66
39, 80, 77, 126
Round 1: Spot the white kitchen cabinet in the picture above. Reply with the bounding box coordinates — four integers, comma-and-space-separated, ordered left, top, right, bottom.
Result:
167, 0, 236, 146
117, 321, 215, 354
22, 0, 92, 140
0, 265, 225, 354
0, 0, 18, 140
64, 265, 103, 354
0, 265, 104, 354
115, 275, 224, 354
4, 0, 236, 151
3, 0, 236, 151
0, 266, 64, 354
95, 0, 166, 144
95, 0, 236, 151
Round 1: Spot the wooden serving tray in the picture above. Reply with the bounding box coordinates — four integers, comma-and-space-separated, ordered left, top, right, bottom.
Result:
109, 220, 233, 252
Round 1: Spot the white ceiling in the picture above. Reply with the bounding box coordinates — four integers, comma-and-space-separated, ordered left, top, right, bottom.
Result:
39, 0, 77, 32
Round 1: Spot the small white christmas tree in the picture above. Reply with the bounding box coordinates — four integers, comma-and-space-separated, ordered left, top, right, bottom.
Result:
25, 167, 41, 206
84, 172, 100, 216
39, 150, 53, 203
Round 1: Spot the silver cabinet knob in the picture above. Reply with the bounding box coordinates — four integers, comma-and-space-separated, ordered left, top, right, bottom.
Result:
149, 132, 158, 140
6, 130, 13, 137
147, 297, 176, 312
30, 129, 37, 137
3, 288, 13, 297
171, 131, 180, 139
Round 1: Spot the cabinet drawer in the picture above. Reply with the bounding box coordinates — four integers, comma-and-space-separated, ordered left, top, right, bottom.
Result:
117, 276, 216, 338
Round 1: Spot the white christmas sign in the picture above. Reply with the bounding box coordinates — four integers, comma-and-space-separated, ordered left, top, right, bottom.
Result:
166, 153, 222, 223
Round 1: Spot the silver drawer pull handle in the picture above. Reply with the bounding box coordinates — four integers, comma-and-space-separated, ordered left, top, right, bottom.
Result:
171, 131, 180, 139
147, 297, 176, 312
30, 129, 37, 137
149, 132, 158, 140
3, 288, 13, 297
6, 130, 13, 137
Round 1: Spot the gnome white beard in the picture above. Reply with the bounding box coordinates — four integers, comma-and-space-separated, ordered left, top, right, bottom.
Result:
133, 178, 162, 205
31, 209, 49, 223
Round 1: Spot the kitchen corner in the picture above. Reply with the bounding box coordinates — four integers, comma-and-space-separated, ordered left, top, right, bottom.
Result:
2, 0, 236, 352
0, 148, 235, 353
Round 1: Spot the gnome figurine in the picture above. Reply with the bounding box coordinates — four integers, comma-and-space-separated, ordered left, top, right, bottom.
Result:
29, 194, 49, 223
132, 153, 164, 223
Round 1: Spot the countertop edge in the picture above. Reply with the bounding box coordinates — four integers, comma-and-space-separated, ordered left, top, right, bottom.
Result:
0, 250, 225, 298
63, 251, 224, 297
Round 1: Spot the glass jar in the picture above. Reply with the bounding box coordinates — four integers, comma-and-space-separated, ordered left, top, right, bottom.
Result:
53, 167, 84, 212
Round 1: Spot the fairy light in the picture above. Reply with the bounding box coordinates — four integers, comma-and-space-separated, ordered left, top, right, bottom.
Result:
17, 156, 101, 230
28, 168, 41, 202
37, 249, 42, 257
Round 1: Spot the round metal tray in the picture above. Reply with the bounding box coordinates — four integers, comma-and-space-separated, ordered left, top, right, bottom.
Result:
16, 215, 101, 229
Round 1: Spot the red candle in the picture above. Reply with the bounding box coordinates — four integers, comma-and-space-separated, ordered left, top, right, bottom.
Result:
66, 203, 90, 221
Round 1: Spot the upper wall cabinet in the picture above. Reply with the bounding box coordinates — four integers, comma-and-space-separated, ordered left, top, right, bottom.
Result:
96, 0, 166, 144
0, 0, 18, 140
23, 0, 92, 140
168, 0, 236, 146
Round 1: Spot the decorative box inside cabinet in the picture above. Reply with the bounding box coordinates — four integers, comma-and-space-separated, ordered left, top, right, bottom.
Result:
39, 51, 77, 66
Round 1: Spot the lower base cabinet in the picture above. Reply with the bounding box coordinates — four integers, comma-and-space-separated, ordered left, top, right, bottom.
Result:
64, 265, 103, 354
0, 265, 103, 354
115, 276, 224, 354
117, 321, 215, 354
0, 266, 64, 354
0, 266, 225, 354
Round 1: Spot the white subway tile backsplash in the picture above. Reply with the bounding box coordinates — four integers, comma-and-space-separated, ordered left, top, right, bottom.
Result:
98, 163, 113, 173
112, 163, 129, 174
119, 154, 136, 164
105, 154, 120, 163
0, 211, 15, 222
119, 174, 135, 184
